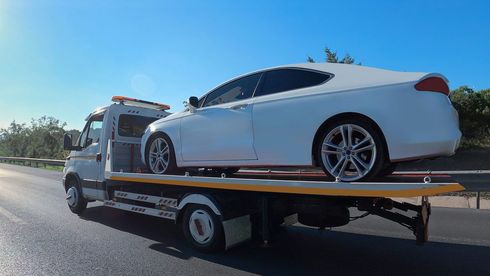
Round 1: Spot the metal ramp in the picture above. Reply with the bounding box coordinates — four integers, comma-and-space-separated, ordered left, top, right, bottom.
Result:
106, 171, 463, 198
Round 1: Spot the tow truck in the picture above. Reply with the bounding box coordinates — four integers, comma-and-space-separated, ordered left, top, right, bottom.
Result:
62, 96, 464, 252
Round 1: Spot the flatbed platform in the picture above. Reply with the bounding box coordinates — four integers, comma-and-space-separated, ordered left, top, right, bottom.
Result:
99, 137, 463, 248
104, 136, 464, 198
106, 170, 463, 198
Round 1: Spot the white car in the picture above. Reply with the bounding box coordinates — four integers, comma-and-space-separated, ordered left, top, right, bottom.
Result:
141, 63, 461, 181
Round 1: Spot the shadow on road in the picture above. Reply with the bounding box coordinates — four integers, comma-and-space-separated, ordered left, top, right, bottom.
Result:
80, 206, 490, 275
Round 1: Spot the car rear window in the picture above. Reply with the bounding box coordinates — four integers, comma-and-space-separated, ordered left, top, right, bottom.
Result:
118, 115, 158, 138
255, 69, 330, 97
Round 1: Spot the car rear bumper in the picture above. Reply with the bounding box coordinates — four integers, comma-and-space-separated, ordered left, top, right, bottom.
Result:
390, 134, 461, 162
385, 94, 462, 162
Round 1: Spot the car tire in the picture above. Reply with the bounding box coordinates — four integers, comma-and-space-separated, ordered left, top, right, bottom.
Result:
66, 178, 87, 215
182, 204, 225, 253
145, 133, 178, 175
317, 118, 386, 182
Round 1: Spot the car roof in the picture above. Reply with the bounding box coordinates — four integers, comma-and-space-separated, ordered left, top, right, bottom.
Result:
201, 63, 433, 97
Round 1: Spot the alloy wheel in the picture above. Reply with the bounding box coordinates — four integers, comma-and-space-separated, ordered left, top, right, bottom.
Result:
321, 124, 377, 181
149, 137, 170, 174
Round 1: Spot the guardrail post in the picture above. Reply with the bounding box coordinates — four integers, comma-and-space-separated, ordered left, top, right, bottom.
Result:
476, 192, 481, 210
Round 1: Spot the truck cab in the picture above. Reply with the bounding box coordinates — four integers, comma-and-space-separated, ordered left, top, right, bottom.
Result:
62, 96, 170, 202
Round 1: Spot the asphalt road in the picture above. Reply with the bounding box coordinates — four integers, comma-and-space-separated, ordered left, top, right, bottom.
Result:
1, 164, 489, 276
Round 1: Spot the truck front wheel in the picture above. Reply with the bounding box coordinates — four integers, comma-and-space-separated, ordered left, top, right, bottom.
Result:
182, 205, 225, 253
66, 179, 87, 214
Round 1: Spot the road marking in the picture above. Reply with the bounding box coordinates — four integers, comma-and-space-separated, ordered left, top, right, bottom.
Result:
0, 206, 27, 225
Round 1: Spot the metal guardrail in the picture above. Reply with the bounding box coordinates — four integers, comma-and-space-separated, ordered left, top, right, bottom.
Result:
0, 156, 65, 167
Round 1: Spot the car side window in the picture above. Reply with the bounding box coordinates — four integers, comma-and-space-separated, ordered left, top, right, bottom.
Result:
254, 69, 330, 97
77, 114, 104, 148
202, 73, 261, 107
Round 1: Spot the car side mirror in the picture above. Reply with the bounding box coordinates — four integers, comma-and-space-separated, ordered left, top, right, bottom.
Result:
86, 137, 93, 146
63, 133, 81, 151
189, 96, 199, 108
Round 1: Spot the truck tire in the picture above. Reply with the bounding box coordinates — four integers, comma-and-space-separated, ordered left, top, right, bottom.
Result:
66, 178, 87, 214
182, 204, 225, 253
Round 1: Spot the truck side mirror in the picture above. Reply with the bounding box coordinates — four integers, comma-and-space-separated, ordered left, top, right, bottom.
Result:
64, 133, 81, 151
189, 96, 199, 108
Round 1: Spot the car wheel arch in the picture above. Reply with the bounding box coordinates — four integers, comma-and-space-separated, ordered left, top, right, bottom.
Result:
145, 131, 177, 158
311, 112, 390, 167
144, 130, 177, 168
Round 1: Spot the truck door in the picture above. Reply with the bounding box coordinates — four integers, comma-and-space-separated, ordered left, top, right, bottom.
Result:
73, 112, 106, 200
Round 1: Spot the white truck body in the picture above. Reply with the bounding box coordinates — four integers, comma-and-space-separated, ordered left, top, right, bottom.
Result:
62, 98, 464, 252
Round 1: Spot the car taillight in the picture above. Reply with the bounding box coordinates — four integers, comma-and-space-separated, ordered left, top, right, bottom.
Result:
415, 77, 449, 96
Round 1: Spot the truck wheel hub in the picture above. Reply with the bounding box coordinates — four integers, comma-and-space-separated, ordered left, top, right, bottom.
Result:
189, 210, 214, 244
66, 187, 78, 207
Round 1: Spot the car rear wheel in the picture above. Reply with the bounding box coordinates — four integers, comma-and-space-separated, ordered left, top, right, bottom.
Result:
146, 133, 178, 175
318, 118, 386, 182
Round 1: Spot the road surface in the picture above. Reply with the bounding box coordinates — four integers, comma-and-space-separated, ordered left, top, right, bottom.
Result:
0, 163, 489, 275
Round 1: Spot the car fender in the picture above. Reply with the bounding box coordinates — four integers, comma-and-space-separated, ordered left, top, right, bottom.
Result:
140, 118, 183, 166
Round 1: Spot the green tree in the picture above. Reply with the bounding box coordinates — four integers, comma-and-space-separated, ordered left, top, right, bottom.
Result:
0, 121, 30, 157
450, 86, 490, 146
26, 116, 67, 159
0, 116, 80, 159
307, 47, 359, 64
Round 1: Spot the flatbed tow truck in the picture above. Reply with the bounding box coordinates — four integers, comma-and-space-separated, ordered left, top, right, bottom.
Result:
62, 97, 464, 252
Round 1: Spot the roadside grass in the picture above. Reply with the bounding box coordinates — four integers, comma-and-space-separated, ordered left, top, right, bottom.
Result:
42, 164, 64, 172
443, 192, 490, 200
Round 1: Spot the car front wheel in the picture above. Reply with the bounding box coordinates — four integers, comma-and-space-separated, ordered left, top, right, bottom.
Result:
318, 118, 386, 182
146, 133, 178, 175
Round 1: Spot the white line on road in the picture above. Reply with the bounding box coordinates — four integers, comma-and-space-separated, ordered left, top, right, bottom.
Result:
0, 206, 27, 225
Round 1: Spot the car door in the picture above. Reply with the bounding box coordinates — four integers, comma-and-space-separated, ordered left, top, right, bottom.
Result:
180, 73, 262, 161
72, 113, 105, 199
252, 68, 333, 165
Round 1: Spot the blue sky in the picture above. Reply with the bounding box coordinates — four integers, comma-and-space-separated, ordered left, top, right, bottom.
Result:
1, 0, 489, 130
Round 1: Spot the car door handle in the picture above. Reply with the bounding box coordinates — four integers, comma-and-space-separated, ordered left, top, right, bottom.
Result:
230, 104, 248, 110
